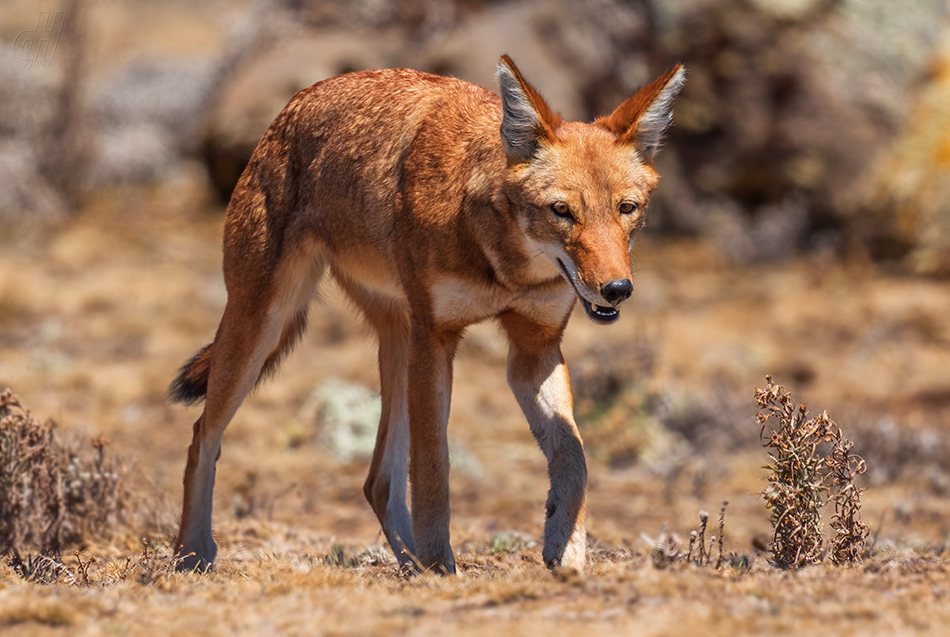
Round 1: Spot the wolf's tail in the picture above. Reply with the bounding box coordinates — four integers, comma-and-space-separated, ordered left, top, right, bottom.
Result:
168, 343, 213, 405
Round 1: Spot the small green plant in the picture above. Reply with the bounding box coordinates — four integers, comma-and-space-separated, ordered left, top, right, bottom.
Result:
325, 544, 360, 568
726, 552, 754, 572
489, 530, 535, 554
756, 376, 868, 568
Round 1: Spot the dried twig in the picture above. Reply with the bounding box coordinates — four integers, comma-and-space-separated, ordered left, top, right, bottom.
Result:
716, 501, 728, 569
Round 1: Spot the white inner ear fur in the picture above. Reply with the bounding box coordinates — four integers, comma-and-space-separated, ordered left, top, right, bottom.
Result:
497, 63, 542, 163
636, 67, 687, 160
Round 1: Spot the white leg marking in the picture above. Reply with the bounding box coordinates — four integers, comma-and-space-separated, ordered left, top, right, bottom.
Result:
380, 386, 414, 562
508, 351, 587, 574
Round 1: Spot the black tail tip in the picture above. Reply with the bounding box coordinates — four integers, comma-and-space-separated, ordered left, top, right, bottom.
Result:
168, 344, 212, 405
168, 375, 207, 406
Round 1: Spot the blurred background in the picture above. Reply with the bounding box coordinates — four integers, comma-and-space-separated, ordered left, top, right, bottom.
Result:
2, 0, 950, 556
4, 0, 950, 272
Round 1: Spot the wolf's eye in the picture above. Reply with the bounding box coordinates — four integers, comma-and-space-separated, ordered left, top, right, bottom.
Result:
619, 201, 638, 215
551, 202, 572, 219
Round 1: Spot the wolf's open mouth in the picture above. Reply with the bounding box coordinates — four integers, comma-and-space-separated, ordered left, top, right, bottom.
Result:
579, 298, 620, 324
557, 259, 621, 325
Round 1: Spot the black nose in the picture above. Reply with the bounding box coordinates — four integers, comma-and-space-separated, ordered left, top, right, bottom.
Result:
601, 279, 633, 305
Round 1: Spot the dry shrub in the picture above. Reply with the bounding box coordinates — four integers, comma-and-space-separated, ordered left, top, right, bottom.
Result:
60, 434, 132, 546
756, 378, 826, 568
756, 376, 868, 568
6, 551, 77, 585
825, 437, 870, 565
0, 390, 64, 554
0, 388, 152, 556
645, 502, 730, 570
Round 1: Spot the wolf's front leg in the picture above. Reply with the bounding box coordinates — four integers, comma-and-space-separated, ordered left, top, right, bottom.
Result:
501, 311, 587, 575
407, 321, 462, 574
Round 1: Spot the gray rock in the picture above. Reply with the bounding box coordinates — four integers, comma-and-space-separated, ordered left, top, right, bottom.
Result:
312, 379, 381, 463
304, 378, 482, 476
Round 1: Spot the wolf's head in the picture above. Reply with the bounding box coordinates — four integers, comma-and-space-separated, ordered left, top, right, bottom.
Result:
497, 56, 685, 324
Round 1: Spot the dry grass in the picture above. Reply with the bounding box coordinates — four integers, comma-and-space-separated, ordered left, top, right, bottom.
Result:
1, 534, 949, 636
2, 2, 950, 633
2, 182, 950, 634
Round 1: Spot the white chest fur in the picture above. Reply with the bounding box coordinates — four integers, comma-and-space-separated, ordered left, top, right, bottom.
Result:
430, 274, 574, 328
430, 276, 512, 324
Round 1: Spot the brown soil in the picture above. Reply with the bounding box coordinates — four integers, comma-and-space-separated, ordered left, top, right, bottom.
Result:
2, 178, 950, 634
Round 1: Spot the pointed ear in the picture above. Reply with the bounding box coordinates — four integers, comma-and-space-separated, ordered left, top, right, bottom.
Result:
597, 65, 686, 161
496, 54, 563, 164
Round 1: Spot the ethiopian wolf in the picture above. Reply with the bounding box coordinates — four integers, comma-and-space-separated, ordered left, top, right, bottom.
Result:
170, 55, 685, 574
